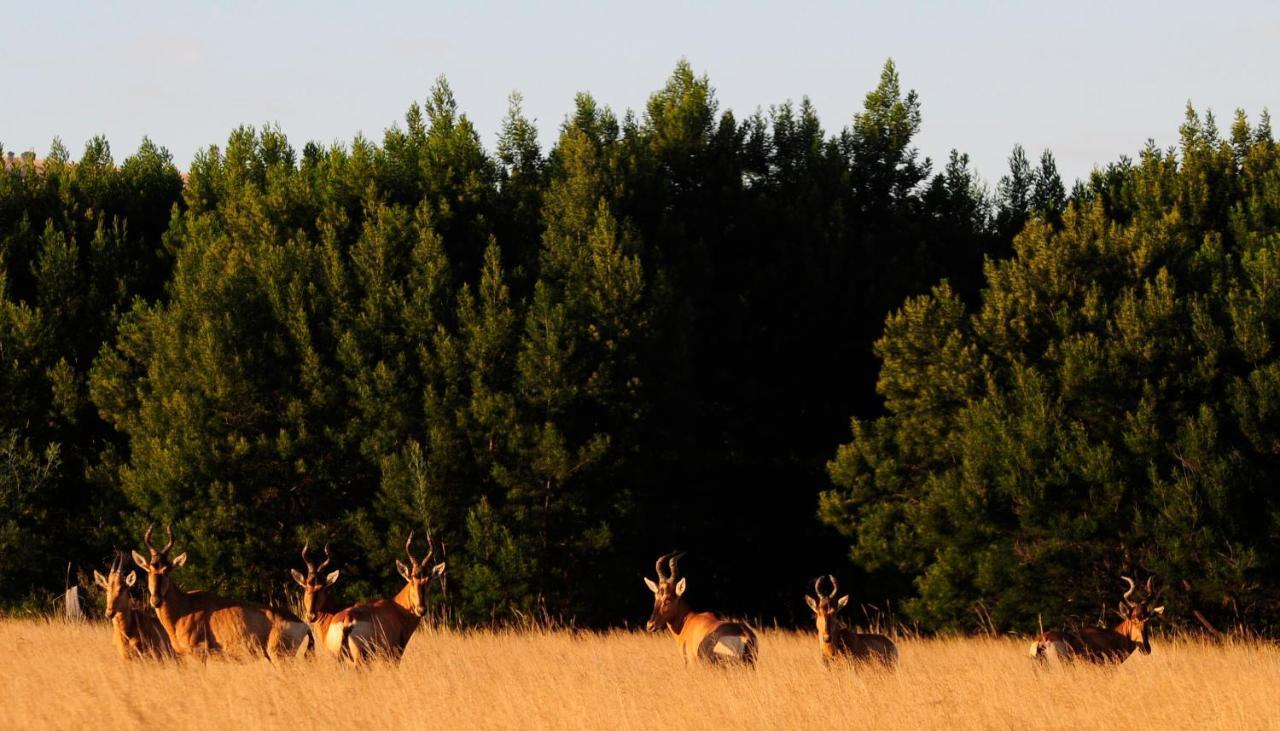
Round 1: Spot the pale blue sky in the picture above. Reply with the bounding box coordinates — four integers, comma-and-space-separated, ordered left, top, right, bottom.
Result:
3, 1, 1277, 187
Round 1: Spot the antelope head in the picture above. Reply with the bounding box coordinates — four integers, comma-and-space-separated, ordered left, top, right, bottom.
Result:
131, 523, 187, 609
291, 541, 340, 623
396, 531, 445, 618
805, 575, 850, 646
643, 550, 687, 632
1117, 575, 1165, 654
93, 553, 138, 620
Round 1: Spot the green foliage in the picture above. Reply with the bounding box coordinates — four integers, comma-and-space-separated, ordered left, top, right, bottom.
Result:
823, 107, 1280, 632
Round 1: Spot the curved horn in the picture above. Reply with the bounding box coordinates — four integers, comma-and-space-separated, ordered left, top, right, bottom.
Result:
405, 531, 419, 568
813, 576, 825, 599
423, 529, 436, 566
1121, 576, 1137, 605
301, 541, 318, 574
825, 574, 840, 600
161, 523, 175, 554
318, 543, 334, 574
655, 551, 675, 581
143, 524, 156, 554
667, 551, 686, 579
1145, 575, 1155, 596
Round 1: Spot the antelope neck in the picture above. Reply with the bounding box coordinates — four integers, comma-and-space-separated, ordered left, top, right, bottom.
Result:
394, 582, 415, 612
665, 597, 694, 635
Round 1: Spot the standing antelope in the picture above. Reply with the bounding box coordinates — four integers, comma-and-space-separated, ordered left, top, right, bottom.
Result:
338, 532, 445, 662
290, 541, 375, 661
643, 551, 758, 666
1030, 576, 1166, 665
805, 575, 897, 667
131, 524, 310, 661
93, 553, 173, 661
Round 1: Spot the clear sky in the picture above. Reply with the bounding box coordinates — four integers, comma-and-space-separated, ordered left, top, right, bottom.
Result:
3, 1, 1277, 187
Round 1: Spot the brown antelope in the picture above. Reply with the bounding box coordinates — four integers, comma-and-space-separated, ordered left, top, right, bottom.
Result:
805, 575, 897, 667
290, 541, 375, 661
643, 551, 759, 666
93, 553, 173, 661
1030, 575, 1166, 665
337, 532, 445, 662
131, 523, 310, 661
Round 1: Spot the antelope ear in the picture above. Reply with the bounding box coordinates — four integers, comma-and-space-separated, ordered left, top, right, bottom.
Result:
396, 560, 412, 581
131, 550, 150, 570
644, 577, 659, 593
805, 595, 818, 613
125, 571, 137, 587
431, 562, 447, 577
290, 569, 307, 587
93, 571, 109, 589
1152, 605, 1165, 615
171, 552, 187, 568
325, 570, 341, 586
675, 577, 687, 596
837, 595, 850, 610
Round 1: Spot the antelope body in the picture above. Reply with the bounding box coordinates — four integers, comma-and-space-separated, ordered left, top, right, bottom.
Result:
644, 551, 758, 666
132, 524, 310, 661
805, 575, 897, 668
1030, 576, 1165, 665
93, 554, 173, 661
328, 532, 445, 662
291, 542, 374, 660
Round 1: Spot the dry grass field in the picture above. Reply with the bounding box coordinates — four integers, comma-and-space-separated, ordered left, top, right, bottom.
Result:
1, 619, 1277, 730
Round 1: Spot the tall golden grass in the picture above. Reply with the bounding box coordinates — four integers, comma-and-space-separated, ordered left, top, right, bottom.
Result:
1, 619, 1276, 730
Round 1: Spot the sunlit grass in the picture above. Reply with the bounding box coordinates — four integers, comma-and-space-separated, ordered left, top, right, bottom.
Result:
0, 619, 1275, 729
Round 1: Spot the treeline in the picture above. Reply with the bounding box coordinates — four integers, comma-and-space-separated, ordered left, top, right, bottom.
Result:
2, 59, 1274, 633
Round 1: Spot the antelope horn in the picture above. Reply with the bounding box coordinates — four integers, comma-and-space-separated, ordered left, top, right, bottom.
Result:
301, 541, 317, 574
143, 524, 156, 554
405, 531, 419, 568
826, 574, 840, 600
1121, 576, 1137, 605
655, 551, 674, 581
317, 543, 334, 574
423, 527, 436, 566
667, 551, 686, 579
161, 523, 175, 554
813, 576, 825, 599
1145, 575, 1156, 596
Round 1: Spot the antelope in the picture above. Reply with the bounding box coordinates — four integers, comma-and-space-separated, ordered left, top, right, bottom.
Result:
131, 523, 310, 661
290, 541, 375, 660
338, 532, 445, 662
1030, 575, 1166, 665
805, 575, 897, 667
643, 551, 758, 666
93, 553, 173, 661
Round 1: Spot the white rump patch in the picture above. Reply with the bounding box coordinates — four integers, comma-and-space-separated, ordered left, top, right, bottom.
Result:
324, 623, 348, 654
713, 635, 747, 659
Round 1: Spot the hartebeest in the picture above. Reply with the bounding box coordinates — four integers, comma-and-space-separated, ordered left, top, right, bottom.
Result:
805, 575, 897, 667
131, 524, 310, 661
290, 541, 374, 660
1030, 576, 1166, 665
643, 551, 758, 666
93, 553, 173, 661
338, 532, 445, 662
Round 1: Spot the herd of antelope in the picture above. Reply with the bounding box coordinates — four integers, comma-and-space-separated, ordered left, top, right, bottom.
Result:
91, 525, 1167, 669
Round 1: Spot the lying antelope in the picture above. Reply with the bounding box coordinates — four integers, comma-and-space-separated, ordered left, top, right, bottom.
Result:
290, 541, 374, 661
805, 575, 897, 667
339, 532, 445, 662
1030, 576, 1165, 665
93, 553, 173, 661
644, 551, 758, 666
132, 523, 310, 661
